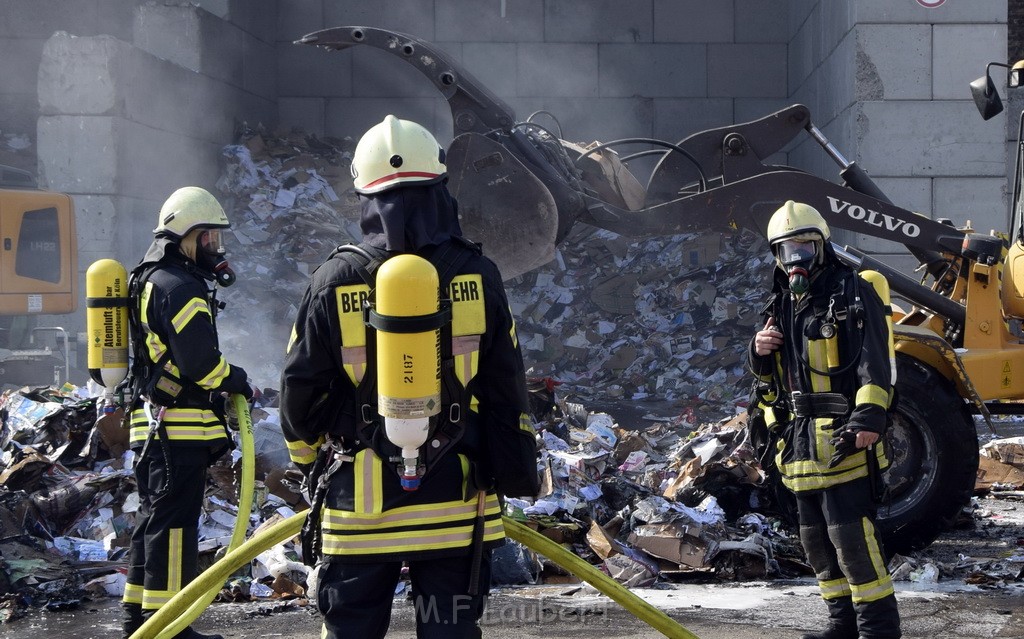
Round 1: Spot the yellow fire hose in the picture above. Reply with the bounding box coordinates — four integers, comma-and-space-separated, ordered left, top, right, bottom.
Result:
131, 394, 256, 639
502, 517, 699, 639
135, 486, 700, 639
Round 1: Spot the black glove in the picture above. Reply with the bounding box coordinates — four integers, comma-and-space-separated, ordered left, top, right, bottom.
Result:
828, 429, 859, 468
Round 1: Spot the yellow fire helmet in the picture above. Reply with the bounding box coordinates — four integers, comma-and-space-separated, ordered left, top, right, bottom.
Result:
766, 200, 831, 268
154, 186, 230, 238
351, 115, 447, 195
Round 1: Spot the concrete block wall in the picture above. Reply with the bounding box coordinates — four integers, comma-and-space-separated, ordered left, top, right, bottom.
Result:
35, 2, 277, 334
276, 0, 790, 149
803, 0, 1008, 275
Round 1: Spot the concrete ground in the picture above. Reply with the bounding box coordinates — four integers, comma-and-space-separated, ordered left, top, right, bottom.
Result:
8, 579, 1024, 639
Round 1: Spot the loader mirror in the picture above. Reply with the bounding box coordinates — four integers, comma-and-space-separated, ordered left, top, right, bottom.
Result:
1011, 61, 1024, 88
970, 72, 1003, 120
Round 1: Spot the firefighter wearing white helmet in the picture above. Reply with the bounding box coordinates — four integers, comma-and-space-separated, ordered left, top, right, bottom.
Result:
282, 115, 538, 639
120, 186, 253, 639
750, 201, 901, 639
350, 114, 447, 194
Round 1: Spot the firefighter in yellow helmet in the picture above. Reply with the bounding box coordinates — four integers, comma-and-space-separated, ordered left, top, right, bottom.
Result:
749, 201, 901, 639
280, 115, 539, 639
121, 186, 254, 639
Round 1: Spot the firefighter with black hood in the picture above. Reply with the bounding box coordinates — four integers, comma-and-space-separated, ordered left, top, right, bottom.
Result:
749, 201, 901, 639
280, 115, 539, 639
121, 186, 254, 639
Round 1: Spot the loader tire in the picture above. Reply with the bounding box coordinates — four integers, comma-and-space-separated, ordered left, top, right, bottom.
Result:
876, 355, 978, 555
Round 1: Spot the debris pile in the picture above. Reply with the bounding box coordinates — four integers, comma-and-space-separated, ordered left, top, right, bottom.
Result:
211, 125, 776, 426
506, 224, 772, 424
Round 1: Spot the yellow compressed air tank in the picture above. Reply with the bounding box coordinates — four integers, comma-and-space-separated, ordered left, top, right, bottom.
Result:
860, 270, 897, 392
86, 259, 130, 391
375, 254, 442, 490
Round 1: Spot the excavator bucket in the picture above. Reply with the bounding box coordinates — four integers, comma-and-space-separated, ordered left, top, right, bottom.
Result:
447, 133, 559, 279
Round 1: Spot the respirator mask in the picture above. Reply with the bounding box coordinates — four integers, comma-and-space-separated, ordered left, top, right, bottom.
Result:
198, 229, 236, 287
776, 237, 819, 295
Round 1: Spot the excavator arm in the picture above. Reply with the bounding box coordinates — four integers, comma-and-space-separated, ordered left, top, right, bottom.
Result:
297, 27, 966, 293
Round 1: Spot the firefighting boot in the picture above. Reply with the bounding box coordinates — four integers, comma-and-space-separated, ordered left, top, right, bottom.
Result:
121, 602, 143, 639
800, 595, 859, 639
854, 592, 902, 639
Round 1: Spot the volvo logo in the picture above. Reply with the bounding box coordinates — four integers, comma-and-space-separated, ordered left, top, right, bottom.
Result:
826, 196, 921, 239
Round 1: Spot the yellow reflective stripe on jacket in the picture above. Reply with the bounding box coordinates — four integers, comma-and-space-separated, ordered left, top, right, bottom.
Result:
818, 576, 852, 600
140, 281, 169, 364
855, 384, 890, 409
336, 284, 370, 385
808, 339, 831, 392
354, 449, 384, 514
321, 518, 504, 555
194, 357, 230, 389
287, 434, 324, 466
321, 494, 504, 556
171, 297, 211, 333
851, 517, 895, 603
128, 407, 228, 443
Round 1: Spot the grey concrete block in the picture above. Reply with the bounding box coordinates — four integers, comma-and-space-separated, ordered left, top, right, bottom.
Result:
277, 0, 323, 43
856, 0, 1006, 24
351, 45, 448, 98
857, 101, 1007, 177
199, 0, 230, 19
0, 38, 44, 94
243, 33, 277, 99
855, 25, 930, 100
735, 0, 788, 43
228, 0, 277, 43
325, 0, 437, 42
788, 8, 822, 91
279, 97, 326, 137
544, 0, 652, 43
38, 34, 124, 115
37, 115, 118, 193
0, 93, 38, 137
653, 98, 733, 142
94, 0, 143, 41
820, 0, 855, 55
788, 0, 818, 38
117, 118, 223, 199
69, 194, 126, 263
599, 44, 707, 98
435, 0, 544, 42
505, 96, 654, 142
518, 44, 598, 97
654, 0, 733, 43
277, 40, 352, 97
200, 11, 246, 86
818, 35, 856, 121
933, 24, 1007, 101
461, 43, 517, 101
709, 44, 787, 98
0, 0, 99, 39
933, 177, 1008, 233
324, 97, 450, 145
133, 4, 202, 71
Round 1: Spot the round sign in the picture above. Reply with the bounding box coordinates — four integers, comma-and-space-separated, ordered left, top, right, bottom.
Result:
916, 0, 946, 7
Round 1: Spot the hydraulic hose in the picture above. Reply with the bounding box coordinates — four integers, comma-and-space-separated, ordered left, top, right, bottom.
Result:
501, 517, 699, 639
131, 394, 256, 639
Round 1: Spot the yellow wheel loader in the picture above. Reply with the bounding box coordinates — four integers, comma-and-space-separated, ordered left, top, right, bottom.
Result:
302, 26, 1024, 554
0, 164, 77, 388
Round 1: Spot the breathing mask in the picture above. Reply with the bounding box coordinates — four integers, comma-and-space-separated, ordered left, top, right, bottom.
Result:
776, 237, 818, 295
197, 229, 236, 287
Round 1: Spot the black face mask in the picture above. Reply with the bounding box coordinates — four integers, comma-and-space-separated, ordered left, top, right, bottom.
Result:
197, 248, 236, 287
775, 238, 818, 295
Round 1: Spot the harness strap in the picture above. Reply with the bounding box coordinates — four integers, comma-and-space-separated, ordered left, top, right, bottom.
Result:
791, 392, 849, 419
